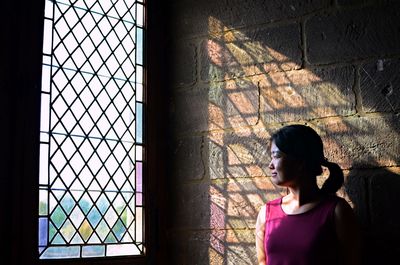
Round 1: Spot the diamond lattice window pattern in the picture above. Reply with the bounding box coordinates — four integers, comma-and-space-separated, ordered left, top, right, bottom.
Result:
38, 0, 145, 259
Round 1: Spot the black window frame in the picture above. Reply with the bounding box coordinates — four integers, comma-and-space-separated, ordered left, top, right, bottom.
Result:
0, 1, 168, 264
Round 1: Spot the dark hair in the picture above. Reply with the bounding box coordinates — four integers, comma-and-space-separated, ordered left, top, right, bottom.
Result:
271, 124, 343, 194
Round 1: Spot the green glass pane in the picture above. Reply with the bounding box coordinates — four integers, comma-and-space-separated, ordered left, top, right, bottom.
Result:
53, 234, 66, 245
105, 233, 117, 243
51, 206, 66, 229
49, 222, 57, 242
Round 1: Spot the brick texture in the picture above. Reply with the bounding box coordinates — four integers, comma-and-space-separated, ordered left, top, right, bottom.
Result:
206, 125, 276, 179
171, 0, 330, 38
170, 136, 205, 182
168, 229, 258, 265
260, 66, 356, 123
170, 80, 259, 134
314, 115, 400, 169
171, 42, 197, 86
344, 170, 369, 227
200, 23, 302, 82
167, 1, 400, 264
360, 58, 400, 112
306, 3, 400, 64
170, 178, 284, 230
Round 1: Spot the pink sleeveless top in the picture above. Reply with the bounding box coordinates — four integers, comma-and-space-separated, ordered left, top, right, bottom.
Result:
264, 196, 343, 265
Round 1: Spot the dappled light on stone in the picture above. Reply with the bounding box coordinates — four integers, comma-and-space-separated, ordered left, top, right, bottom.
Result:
168, 2, 400, 264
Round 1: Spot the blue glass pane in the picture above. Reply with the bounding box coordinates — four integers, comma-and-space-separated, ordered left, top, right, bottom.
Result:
87, 207, 102, 227
39, 246, 46, 255
41, 246, 80, 259
39, 218, 48, 247
112, 219, 126, 241
97, 194, 110, 214
60, 192, 75, 214
82, 245, 105, 257
136, 103, 143, 144
79, 196, 92, 214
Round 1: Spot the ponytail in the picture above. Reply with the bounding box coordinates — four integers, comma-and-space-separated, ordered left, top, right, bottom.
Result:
320, 160, 344, 194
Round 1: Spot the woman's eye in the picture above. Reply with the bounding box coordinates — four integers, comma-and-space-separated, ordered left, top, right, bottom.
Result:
271, 151, 283, 158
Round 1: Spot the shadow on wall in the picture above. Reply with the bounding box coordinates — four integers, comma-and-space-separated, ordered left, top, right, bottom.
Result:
346, 167, 400, 265
169, 1, 400, 264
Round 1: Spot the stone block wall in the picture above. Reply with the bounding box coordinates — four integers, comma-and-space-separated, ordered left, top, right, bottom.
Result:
167, 1, 400, 264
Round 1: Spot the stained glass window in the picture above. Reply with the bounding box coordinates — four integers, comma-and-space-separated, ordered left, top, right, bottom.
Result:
38, 0, 145, 259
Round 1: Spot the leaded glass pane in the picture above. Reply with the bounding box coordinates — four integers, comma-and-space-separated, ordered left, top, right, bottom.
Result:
39, 0, 145, 259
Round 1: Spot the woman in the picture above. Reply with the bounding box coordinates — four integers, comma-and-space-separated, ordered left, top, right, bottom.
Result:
255, 125, 361, 265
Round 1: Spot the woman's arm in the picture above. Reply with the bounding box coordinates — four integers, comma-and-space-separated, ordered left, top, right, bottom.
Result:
256, 205, 267, 265
335, 199, 361, 265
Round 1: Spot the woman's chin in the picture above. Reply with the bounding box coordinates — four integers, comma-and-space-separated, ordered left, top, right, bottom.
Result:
270, 175, 279, 184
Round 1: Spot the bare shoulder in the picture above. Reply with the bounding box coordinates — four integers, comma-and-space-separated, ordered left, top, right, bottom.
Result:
257, 204, 266, 224
258, 204, 266, 215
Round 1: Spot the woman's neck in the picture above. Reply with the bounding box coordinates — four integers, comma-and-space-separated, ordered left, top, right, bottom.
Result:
287, 181, 322, 206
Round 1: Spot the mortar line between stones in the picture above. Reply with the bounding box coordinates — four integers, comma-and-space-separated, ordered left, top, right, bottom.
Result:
300, 19, 308, 68
200, 135, 207, 181
353, 65, 364, 115
256, 80, 261, 126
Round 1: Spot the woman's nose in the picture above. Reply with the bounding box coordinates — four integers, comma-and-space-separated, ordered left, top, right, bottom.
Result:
268, 161, 273, 169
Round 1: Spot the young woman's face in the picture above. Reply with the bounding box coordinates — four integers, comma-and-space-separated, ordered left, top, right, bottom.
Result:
269, 141, 301, 187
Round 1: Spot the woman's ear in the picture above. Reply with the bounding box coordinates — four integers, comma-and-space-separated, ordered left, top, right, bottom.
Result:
295, 159, 307, 175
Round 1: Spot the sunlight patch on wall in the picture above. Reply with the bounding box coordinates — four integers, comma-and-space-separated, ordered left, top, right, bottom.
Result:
205, 15, 352, 264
